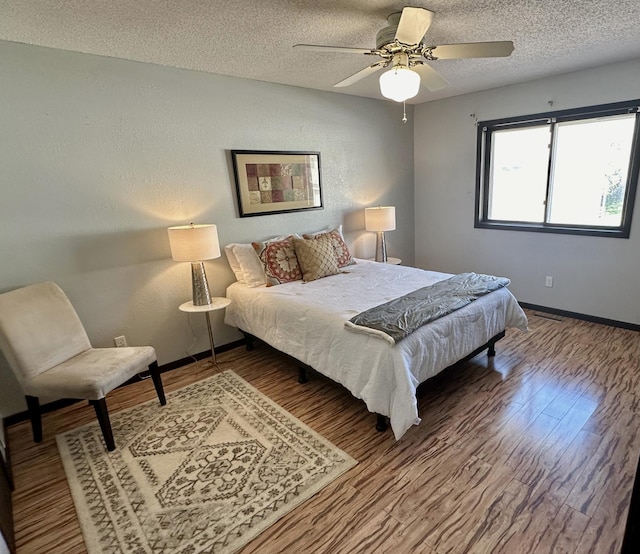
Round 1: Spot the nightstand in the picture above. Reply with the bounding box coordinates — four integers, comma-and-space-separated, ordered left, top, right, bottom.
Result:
179, 298, 231, 367
368, 257, 402, 265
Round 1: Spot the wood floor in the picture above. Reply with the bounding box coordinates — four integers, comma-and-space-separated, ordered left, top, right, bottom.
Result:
8, 309, 640, 553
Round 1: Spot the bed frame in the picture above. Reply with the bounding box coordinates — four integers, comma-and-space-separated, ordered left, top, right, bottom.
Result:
240, 329, 506, 433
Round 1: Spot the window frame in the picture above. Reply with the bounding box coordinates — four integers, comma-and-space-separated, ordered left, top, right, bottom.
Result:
475, 100, 640, 238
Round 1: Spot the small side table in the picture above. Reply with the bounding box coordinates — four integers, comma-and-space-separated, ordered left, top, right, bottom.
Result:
368, 257, 402, 265
179, 298, 231, 368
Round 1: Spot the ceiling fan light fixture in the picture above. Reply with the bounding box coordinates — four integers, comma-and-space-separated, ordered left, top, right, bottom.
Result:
379, 66, 420, 102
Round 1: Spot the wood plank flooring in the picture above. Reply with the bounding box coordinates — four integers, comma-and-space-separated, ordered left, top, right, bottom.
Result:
7, 309, 640, 553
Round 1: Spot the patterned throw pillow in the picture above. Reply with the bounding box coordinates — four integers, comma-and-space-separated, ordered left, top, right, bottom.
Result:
303, 227, 355, 268
252, 236, 302, 286
293, 235, 340, 282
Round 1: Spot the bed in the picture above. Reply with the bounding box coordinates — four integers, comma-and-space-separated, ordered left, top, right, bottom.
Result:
224, 251, 528, 441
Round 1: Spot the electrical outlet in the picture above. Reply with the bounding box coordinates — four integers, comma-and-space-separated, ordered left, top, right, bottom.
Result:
114, 335, 127, 347
545, 276, 553, 288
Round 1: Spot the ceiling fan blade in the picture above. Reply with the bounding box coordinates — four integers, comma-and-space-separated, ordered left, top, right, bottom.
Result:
293, 44, 372, 55
413, 63, 449, 92
333, 63, 385, 88
395, 7, 434, 45
430, 41, 514, 60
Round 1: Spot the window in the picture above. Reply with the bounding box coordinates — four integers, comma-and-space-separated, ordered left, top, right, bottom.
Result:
475, 100, 640, 237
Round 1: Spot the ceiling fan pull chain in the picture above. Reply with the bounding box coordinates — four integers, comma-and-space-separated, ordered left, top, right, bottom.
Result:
402, 101, 408, 123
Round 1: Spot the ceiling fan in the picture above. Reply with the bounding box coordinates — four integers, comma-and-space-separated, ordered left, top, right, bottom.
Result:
294, 7, 514, 102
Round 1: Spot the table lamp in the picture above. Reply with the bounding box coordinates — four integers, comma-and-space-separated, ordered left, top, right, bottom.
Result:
365, 206, 396, 263
167, 223, 220, 306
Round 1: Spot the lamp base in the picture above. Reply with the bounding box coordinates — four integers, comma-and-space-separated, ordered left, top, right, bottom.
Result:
191, 262, 212, 306
375, 231, 388, 263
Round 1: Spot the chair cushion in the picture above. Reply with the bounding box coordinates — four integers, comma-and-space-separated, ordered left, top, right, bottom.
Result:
23, 346, 157, 400
0, 282, 91, 383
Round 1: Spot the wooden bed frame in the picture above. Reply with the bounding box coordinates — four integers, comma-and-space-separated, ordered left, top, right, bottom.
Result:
240, 328, 506, 433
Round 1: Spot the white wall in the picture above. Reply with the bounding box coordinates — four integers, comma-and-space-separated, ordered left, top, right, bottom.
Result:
414, 58, 640, 325
0, 40, 415, 416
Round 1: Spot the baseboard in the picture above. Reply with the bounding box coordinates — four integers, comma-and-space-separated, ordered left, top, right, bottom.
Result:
519, 302, 640, 332
155, 338, 245, 373
4, 338, 246, 427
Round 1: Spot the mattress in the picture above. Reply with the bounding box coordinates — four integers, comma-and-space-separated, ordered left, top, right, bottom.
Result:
225, 259, 528, 439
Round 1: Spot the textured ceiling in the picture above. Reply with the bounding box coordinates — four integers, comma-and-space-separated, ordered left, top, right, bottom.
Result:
2, 0, 639, 104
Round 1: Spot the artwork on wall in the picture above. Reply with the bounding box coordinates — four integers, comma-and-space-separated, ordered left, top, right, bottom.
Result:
231, 150, 323, 217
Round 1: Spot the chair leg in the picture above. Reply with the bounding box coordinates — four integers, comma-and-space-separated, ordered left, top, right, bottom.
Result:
149, 361, 167, 406
25, 396, 42, 443
90, 398, 115, 451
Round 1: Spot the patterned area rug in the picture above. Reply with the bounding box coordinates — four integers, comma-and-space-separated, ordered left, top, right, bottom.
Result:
57, 370, 357, 553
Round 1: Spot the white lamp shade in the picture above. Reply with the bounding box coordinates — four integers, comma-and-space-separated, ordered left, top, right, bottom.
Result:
379, 66, 420, 102
365, 206, 396, 232
167, 224, 221, 261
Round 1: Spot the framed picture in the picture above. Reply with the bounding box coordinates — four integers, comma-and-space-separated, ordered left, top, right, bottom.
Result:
231, 150, 323, 217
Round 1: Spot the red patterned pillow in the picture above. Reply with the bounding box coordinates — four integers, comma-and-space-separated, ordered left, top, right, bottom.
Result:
303, 227, 355, 268
252, 236, 302, 286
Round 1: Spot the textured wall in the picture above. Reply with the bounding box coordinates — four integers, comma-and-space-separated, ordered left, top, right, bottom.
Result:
0, 40, 415, 415
414, 58, 640, 325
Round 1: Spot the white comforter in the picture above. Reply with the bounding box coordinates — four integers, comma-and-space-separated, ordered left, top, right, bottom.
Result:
225, 259, 528, 440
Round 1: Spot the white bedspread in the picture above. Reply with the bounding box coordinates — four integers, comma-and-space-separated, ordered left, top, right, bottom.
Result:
225, 259, 528, 440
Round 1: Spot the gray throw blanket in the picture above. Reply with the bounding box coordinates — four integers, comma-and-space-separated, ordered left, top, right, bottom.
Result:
345, 272, 510, 344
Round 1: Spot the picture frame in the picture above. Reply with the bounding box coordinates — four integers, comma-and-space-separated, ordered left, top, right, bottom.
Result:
231, 150, 323, 217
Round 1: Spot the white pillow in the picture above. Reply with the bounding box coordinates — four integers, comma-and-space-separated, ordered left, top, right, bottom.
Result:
233, 244, 267, 287
224, 244, 246, 284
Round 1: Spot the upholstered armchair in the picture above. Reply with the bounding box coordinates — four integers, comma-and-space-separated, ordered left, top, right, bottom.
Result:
0, 281, 166, 451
